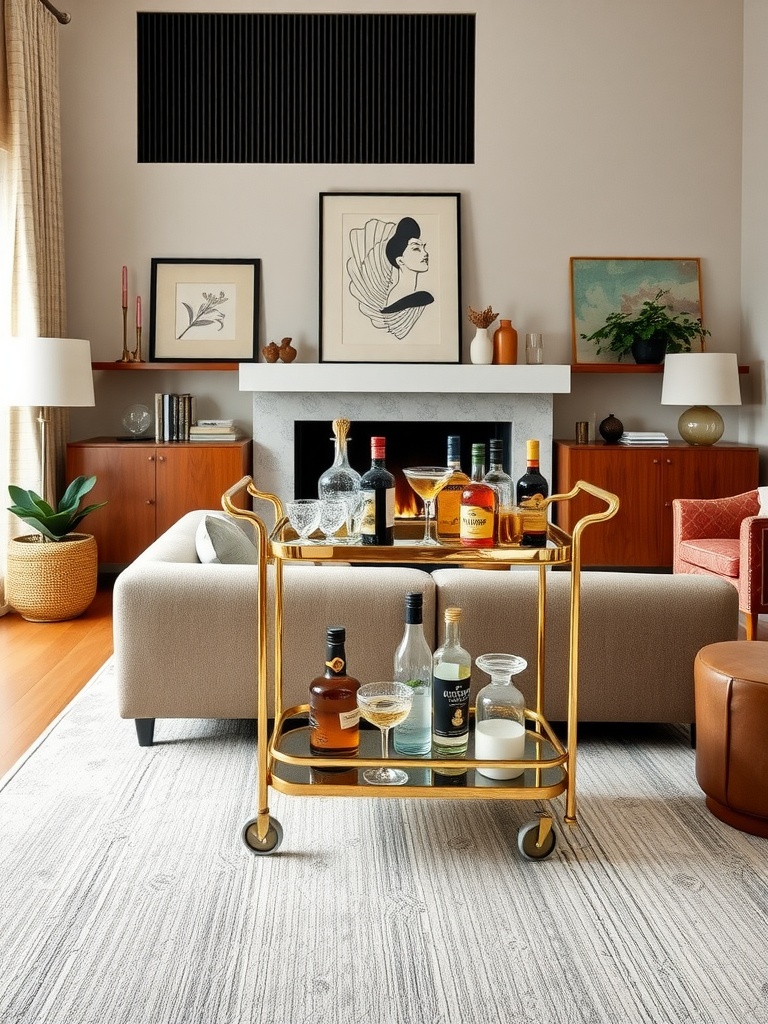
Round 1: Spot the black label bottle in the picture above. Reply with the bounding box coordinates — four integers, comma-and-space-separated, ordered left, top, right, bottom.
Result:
393, 591, 433, 756
432, 606, 471, 773
436, 434, 469, 543
516, 439, 549, 547
309, 626, 361, 757
359, 436, 395, 545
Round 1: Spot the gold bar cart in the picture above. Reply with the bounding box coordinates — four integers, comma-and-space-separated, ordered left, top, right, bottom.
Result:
222, 478, 619, 860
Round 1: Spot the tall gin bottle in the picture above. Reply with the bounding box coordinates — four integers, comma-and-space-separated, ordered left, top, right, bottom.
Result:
309, 627, 361, 758
393, 591, 433, 756
436, 434, 469, 543
359, 436, 395, 545
432, 606, 471, 770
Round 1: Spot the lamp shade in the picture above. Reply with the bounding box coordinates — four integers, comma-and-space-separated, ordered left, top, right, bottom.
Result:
1, 337, 95, 408
660, 352, 742, 407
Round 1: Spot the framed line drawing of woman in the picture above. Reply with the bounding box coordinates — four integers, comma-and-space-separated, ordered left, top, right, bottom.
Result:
320, 192, 461, 363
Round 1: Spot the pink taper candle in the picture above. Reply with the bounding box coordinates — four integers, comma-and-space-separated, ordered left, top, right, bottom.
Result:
136, 295, 142, 329
122, 265, 128, 308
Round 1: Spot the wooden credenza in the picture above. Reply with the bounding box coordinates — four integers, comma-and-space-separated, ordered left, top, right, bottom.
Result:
554, 440, 760, 567
66, 437, 252, 566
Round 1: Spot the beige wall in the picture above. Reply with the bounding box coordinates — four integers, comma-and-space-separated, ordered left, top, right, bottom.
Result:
60, 0, 753, 456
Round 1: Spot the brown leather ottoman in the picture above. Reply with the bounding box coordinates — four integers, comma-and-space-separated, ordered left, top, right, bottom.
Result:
694, 641, 768, 837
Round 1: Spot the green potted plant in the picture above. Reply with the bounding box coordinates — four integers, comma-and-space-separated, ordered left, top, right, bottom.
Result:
6, 475, 107, 622
580, 289, 711, 364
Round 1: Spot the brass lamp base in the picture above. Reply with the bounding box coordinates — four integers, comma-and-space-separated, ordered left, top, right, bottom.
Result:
678, 405, 724, 446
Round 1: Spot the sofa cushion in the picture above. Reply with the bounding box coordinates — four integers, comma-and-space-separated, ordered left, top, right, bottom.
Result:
195, 513, 258, 565
678, 538, 740, 577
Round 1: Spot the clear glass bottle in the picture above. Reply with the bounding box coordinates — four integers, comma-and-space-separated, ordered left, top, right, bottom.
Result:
484, 438, 513, 510
436, 434, 469, 543
516, 439, 549, 547
459, 443, 496, 548
359, 436, 395, 545
474, 653, 527, 780
393, 591, 433, 756
432, 606, 471, 772
309, 626, 360, 758
317, 418, 362, 500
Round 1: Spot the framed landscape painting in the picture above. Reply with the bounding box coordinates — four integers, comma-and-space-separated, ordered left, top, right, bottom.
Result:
320, 192, 461, 363
149, 257, 260, 362
570, 257, 704, 364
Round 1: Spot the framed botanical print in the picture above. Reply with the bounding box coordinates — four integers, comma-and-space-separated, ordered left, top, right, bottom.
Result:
320, 192, 461, 363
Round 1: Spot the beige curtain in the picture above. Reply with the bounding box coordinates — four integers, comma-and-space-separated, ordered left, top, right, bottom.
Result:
0, 0, 67, 613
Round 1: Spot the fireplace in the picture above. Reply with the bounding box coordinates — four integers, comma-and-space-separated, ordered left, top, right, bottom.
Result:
295, 420, 511, 510
239, 362, 570, 509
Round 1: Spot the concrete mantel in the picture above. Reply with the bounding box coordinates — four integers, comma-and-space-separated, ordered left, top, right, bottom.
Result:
239, 362, 571, 395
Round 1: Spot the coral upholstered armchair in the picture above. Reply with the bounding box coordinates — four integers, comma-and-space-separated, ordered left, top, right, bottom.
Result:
673, 489, 768, 640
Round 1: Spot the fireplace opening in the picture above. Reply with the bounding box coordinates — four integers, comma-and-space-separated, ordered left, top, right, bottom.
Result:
294, 420, 511, 512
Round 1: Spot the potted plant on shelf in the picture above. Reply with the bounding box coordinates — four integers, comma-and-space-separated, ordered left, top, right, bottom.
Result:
6, 475, 107, 622
580, 288, 710, 364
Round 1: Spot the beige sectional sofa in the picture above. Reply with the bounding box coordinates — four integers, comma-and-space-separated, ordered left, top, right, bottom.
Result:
113, 510, 740, 745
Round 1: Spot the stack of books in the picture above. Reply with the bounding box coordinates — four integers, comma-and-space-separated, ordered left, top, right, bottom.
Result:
188, 419, 241, 442
154, 392, 195, 441
619, 431, 669, 445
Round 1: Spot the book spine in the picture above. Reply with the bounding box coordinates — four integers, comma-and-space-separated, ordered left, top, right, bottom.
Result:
155, 393, 163, 443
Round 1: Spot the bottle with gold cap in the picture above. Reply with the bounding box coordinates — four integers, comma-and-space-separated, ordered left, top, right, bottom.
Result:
515, 439, 549, 547
431, 606, 471, 769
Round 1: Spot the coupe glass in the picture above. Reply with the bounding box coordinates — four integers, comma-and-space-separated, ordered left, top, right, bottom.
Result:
318, 498, 348, 540
402, 466, 453, 546
356, 681, 413, 786
286, 499, 322, 541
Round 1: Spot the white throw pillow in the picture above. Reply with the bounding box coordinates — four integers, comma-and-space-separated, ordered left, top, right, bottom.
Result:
758, 486, 768, 518
195, 513, 258, 565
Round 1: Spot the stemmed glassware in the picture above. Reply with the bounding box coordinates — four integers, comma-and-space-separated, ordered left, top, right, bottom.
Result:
356, 681, 414, 786
285, 498, 322, 542
318, 498, 348, 540
402, 466, 453, 546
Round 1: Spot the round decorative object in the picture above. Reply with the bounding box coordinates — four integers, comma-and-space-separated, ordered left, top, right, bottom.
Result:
6, 533, 98, 621
631, 334, 667, 364
599, 413, 624, 444
122, 403, 152, 436
470, 327, 493, 365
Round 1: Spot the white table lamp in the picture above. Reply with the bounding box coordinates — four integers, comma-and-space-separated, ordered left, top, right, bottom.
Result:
660, 352, 741, 446
1, 337, 95, 501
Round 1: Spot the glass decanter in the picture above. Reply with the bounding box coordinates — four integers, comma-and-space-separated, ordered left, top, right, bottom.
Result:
474, 652, 527, 780
317, 418, 362, 540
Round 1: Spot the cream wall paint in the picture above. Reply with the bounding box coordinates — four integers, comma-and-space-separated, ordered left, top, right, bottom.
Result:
60, 0, 748, 453
741, 0, 768, 477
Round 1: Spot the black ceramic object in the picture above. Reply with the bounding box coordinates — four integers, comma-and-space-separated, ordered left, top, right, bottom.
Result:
599, 413, 624, 444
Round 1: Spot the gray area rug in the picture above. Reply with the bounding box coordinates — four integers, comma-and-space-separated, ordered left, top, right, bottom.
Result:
1, 659, 767, 1024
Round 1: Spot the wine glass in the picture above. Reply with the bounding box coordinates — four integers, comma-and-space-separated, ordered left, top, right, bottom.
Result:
402, 466, 453, 546
356, 681, 414, 786
285, 499, 322, 542
318, 498, 348, 540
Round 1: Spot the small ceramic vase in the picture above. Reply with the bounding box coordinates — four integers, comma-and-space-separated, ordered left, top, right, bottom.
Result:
470, 327, 493, 365
492, 320, 518, 365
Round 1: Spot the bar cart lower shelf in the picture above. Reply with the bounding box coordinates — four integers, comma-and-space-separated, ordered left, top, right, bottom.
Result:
223, 477, 619, 862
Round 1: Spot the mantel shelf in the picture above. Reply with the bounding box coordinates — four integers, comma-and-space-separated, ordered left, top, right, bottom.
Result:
571, 363, 749, 374
92, 361, 239, 372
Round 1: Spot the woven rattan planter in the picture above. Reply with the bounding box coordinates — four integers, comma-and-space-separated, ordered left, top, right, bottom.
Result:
7, 533, 98, 622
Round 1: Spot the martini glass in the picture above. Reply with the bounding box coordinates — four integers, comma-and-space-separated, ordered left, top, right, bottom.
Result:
357, 682, 413, 785
402, 466, 453, 546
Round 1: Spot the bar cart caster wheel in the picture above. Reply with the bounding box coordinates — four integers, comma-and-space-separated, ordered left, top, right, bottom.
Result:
517, 816, 557, 861
242, 816, 283, 855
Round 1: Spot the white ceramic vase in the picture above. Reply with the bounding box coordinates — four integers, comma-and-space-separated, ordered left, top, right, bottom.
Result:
470, 327, 493, 365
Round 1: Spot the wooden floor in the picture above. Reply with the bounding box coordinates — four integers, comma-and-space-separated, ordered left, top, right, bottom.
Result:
0, 579, 114, 778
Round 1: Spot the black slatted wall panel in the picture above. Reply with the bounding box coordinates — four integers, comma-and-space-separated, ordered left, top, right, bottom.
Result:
137, 13, 475, 164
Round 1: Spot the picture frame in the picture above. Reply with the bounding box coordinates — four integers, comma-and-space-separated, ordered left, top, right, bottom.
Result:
149, 257, 260, 362
570, 257, 704, 364
320, 192, 461, 364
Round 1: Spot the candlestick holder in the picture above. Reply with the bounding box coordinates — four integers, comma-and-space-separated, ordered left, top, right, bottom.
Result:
131, 325, 143, 363
118, 305, 132, 362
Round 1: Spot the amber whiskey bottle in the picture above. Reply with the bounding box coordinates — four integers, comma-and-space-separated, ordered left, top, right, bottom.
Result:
459, 443, 496, 548
309, 627, 361, 757
436, 434, 469, 543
